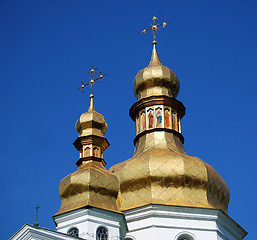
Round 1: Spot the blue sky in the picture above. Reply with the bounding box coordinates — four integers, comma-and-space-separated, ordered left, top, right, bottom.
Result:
1, 0, 257, 239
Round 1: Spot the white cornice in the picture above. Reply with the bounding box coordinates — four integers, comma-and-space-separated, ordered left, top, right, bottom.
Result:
123, 204, 247, 239
10, 224, 84, 240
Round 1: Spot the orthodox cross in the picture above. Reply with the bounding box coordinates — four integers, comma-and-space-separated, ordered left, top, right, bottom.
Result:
140, 16, 169, 44
33, 205, 40, 226
79, 67, 105, 97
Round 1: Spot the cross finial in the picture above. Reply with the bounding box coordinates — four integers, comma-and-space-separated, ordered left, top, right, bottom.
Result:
140, 16, 169, 45
79, 67, 105, 110
33, 205, 40, 226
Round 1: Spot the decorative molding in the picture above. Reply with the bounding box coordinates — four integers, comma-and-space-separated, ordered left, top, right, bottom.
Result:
10, 224, 84, 240
54, 207, 124, 226
129, 95, 185, 121
133, 128, 184, 145
123, 204, 247, 239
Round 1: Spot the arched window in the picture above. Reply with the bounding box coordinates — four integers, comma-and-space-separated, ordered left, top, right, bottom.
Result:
141, 111, 146, 131
147, 108, 154, 129
67, 227, 79, 237
96, 226, 108, 240
85, 147, 90, 157
176, 232, 195, 240
177, 117, 181, 133
164, 108, 171, 128
124, 238, 134, 240
156, 107, 162, 128
136, 115, 140, 134
171, 111, 177, 130
93, 147, 99, 157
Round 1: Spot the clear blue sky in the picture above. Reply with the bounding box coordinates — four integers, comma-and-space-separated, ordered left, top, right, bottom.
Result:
1, 0, 256, 239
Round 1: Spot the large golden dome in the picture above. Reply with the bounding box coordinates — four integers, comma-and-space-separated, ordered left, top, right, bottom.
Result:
133, 43, 180, 100
111, 42, 230, 214
110, 132, 230, 213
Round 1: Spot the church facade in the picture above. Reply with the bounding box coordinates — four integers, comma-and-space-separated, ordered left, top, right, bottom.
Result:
11, 21, 247, 240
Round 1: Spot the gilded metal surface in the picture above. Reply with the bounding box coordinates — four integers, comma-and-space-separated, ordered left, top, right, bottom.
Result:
110, 131, 230, 213
75, 107, 107, 137
133, 43, 180, 100
55, 160, 121, 216
55, 86, 120, 216
73, 135, 109, 153
140, 16, 168, 44
79, 67, 105, 94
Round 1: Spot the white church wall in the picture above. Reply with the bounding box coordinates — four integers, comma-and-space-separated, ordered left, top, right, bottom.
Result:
53, 207, 127, 240
123, 204, 247, 240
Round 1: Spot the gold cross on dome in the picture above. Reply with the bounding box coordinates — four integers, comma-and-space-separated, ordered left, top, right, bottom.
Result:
140, 16, 169, 44
79, 67, 105, 97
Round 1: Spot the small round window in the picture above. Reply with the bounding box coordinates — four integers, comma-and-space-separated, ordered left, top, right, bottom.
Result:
67, 227, 79, 237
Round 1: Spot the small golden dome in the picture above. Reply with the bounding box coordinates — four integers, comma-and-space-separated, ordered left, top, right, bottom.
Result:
133, 43, 180, 100
110, 132, 230, 213
55, 161, 121, 215
75, 98, 107, 138
55, 94, 121, 216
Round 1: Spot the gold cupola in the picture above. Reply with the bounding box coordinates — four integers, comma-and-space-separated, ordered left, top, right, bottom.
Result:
133, 42, 180, 100
75, 94, 107, 138
110, 19, 230, 213
55, 72, 121, 216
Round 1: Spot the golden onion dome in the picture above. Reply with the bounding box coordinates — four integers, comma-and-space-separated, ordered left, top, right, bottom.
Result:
55, 95, 121, 216
55, 161, 121, 215
75, 97, 107, 137
133, 43, 180, 100
110, 132, 230, 213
